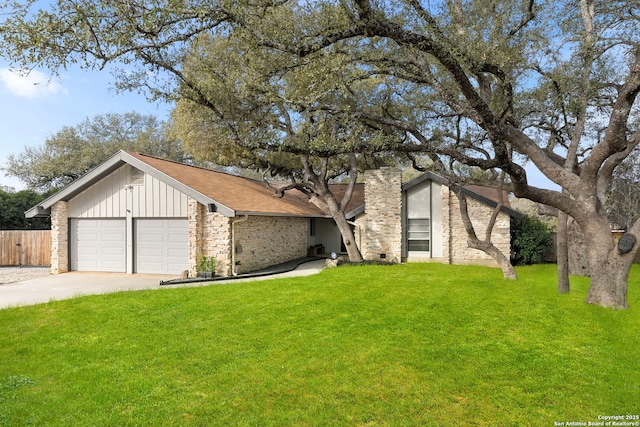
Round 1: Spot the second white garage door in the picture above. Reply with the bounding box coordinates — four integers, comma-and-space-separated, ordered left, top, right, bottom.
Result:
135, 219, 189, 274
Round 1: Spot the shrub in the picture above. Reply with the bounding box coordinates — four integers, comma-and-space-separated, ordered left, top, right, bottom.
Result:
512, 215, 554, 265
198, 255, 217, 273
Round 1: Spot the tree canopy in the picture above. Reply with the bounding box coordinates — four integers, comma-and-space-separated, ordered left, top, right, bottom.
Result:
2, 0, 640, 307
169, 30, 399, 262
4, 112, 185, 191
0, 188, 53, 230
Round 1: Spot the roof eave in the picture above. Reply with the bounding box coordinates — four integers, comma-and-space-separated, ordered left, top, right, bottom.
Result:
456, 185, 522, 219
25, 150, 238, 218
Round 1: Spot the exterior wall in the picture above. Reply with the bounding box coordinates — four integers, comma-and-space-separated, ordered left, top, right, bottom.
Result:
234, 216, 308, 273
50, 201, 68, 274
359, 169, 403, 262
308, 218, 343, 255
446, 188, 512, 267
188, 199, 232, 277
69, 165, 188, 218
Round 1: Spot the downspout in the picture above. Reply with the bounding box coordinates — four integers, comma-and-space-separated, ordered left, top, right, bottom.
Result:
231, 215, 249, 276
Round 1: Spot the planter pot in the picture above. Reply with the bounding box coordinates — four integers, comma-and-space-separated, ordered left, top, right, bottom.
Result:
198, 272, 214, 279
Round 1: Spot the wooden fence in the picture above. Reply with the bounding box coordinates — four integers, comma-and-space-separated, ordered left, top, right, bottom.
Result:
0, 230, 51, 266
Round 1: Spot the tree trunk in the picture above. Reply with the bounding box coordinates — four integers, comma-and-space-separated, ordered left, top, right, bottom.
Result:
470, 240, 518, 280
585, 252, 632, 309
455, 190, 517, 280
557, 211, 570, 294
300, 154, 364, 263
581, 217, 636, 309
322, 192, 364, 263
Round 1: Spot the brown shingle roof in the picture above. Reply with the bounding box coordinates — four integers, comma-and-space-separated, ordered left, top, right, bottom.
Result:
127, 152, 364, 217
463, 184, 512, 208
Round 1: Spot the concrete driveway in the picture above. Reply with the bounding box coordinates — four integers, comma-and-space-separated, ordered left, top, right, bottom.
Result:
0, 259, 325, 309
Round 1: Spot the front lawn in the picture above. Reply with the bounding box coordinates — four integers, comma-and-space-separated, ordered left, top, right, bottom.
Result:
1, 263, 638, 426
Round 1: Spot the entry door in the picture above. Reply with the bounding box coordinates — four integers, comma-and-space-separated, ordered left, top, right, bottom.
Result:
70, 219, 126, 272
135, 219, 188, 274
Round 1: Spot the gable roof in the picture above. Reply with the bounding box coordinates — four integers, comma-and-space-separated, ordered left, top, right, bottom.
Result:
401, 171, 522, 218
26, 150, 365, 219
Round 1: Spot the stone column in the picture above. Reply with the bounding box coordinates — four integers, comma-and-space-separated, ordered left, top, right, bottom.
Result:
361, 168, 402, 262
187, 198, 203, 278
50, 201, 68, 274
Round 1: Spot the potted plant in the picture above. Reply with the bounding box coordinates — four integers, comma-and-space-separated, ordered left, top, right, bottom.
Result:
198, 255, 217, 278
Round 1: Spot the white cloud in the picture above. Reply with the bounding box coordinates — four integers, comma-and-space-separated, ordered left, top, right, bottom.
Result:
0, 68, 68, 99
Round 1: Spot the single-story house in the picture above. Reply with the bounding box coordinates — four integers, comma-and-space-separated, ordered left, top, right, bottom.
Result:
27, 151, 521, 277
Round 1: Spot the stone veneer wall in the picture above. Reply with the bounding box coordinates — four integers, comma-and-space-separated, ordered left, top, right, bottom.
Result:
50, 201, 69, 274
233, 215, 308, 273
445, 188, 512, 267
188, 199, 233, 277
359, 169, 403, 262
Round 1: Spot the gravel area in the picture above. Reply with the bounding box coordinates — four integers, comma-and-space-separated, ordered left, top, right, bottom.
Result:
0, 266, 50, 285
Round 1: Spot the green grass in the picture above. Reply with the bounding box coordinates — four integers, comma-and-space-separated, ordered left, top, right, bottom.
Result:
1, 263, 639, 426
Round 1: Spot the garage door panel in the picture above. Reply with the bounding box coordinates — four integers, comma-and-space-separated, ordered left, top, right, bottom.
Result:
143, 247, 164, 257
135, 219, 188, 274
102, 234, 124, 242
167, 234, 187, 243
102, 247, 125, 255
167, 248, 185, 257
139, 234, 163, 243
70, 219, 126, 272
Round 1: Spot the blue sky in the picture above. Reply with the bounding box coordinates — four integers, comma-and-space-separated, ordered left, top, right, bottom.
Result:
0, 62, 172, 191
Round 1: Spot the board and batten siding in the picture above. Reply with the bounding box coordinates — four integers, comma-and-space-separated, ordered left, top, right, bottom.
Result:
68, 165, 189, 218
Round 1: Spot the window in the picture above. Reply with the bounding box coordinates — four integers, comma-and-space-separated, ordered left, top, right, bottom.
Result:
407, 218, 430, 252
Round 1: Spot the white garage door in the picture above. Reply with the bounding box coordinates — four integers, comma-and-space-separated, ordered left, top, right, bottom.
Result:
70, 219, 126, 272
135, 219, 189, 274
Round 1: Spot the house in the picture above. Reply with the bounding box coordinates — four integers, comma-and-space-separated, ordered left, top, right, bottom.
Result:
354, 169, 521, 266
26, 151, 521, 277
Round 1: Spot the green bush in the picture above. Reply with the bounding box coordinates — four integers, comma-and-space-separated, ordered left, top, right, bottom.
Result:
198, 255, 217, 273
512, 215, 554, 265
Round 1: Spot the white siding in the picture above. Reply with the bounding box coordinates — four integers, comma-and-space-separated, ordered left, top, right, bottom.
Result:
68, 165, 189, 218
431, 182, 443, 258
404, 180, 443, 260
68, 167, 129, 218
406, 180, 431, 257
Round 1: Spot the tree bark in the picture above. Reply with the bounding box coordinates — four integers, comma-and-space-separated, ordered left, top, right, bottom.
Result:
557, 210, 570, 294
455, 189, 517, 280
585, 251, 632, 309
301, 155, 364, 263
580, 216, 638, 309
323, 193, 363, 263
